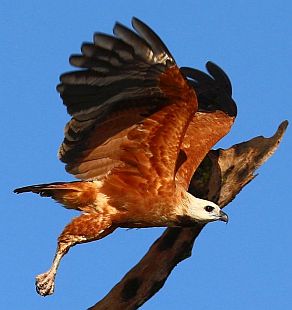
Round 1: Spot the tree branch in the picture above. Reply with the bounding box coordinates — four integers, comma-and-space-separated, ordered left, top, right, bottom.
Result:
89, 121, 288, 310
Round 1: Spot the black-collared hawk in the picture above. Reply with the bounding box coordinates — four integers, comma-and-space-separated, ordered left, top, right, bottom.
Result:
14, 17, 237, 296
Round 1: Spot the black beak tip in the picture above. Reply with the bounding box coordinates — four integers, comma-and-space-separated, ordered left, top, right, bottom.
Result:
219, 210, 229, 223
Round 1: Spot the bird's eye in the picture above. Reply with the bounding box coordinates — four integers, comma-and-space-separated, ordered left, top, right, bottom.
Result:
205, 205, 214, 212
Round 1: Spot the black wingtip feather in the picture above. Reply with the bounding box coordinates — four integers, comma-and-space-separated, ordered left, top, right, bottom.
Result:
206, 61, 232, 95
131, 17, 174, 66
181, 63, 237, 117
113, 22, 154, 62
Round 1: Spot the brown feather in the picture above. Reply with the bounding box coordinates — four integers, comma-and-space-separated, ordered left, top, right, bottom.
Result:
14, 181, 98, 211
176, 111, 235, 189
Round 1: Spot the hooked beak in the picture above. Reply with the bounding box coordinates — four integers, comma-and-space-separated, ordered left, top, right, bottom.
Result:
219, 210, 229, 223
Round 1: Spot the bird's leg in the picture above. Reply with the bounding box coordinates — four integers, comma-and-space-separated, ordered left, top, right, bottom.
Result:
36, 212, 115, 296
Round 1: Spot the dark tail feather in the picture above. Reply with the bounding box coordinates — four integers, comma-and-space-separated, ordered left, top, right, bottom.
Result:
13, 182, 75, 196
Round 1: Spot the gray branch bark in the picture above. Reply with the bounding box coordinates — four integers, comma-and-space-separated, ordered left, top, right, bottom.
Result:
89, 121, 288, 310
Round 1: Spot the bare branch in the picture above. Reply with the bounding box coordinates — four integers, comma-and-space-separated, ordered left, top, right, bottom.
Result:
89, 121, 288, 310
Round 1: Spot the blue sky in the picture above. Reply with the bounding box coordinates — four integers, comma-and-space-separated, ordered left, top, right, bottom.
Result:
1, 1, 291, 309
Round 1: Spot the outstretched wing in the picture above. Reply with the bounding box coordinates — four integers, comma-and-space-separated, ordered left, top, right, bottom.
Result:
176, 62, 237, 189
57, 18, 198, 193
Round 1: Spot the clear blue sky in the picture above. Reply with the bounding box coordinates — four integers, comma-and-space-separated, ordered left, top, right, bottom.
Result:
1, 1, 291, 309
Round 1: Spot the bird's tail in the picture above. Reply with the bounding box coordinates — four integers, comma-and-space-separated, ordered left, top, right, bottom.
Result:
14, 181, 98, 211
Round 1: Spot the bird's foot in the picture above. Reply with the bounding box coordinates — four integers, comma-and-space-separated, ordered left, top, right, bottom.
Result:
35, 270, 56, 296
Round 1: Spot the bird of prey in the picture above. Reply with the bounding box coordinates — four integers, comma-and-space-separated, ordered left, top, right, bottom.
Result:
14, 17, 237, 296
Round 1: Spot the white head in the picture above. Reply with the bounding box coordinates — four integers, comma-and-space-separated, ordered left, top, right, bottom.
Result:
179, 192, 228, 224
